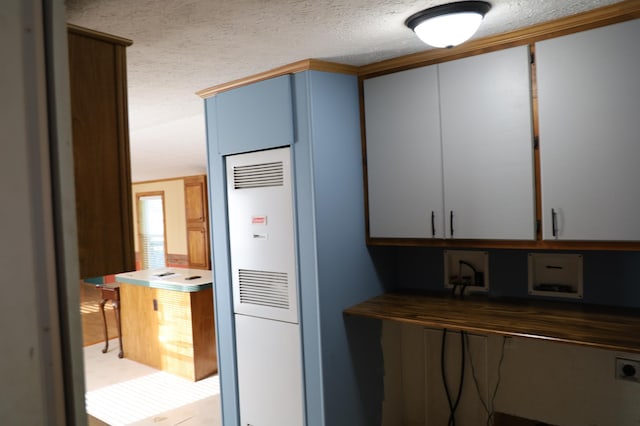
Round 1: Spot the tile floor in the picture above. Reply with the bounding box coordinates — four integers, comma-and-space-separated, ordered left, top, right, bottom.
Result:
84, 339, 222, 425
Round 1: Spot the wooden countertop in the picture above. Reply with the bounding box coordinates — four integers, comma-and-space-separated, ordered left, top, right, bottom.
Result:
115, 268, 212, 292
344, 292, 640, 354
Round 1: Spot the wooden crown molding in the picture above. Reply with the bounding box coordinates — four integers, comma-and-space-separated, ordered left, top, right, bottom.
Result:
358, 0, 640, 78
67, 23, 133, 47
196, 59, 358, 98
196, 0, 640, 96
132, 174, 206, 185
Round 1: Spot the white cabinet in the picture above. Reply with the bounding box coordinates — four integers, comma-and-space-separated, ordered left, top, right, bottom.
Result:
364, 45, 535, 240
536, 19, 640, 241
364, 65, 443, 238
440, 46, 535, 240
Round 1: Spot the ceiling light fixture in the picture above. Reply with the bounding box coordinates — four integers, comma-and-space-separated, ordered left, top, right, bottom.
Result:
405, 1, 492, 48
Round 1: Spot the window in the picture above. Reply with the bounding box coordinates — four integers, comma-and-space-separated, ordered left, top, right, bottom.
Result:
137, 192, 167, 270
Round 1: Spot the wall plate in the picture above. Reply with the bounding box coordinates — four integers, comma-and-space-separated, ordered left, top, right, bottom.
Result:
616, 357, 640, 383
444, 250, 489, 292
528, 253, 583, 299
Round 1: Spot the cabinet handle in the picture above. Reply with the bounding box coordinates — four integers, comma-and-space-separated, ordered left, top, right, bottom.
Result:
551, 208, 558, 237
431, 211, 435, 237
450, 210, 454, 237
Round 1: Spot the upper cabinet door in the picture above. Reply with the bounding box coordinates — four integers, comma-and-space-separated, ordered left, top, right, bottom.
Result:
537, 19, 640, 241
439, 46, 535, 240
68, 27, 135, 278
364, 65, 444, 238
215, 75, 294, 155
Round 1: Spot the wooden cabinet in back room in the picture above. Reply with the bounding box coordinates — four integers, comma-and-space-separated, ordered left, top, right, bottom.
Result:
67, 25, 135, 279
184, 175, 211, 269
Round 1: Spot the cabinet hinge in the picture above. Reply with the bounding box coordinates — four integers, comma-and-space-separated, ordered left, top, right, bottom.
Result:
533, 136, 539, 149
536, 219, 541, 235
530, 51, 535, 64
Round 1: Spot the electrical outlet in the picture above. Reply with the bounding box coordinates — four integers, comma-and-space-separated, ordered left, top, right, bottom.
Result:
444, 250, 489, 292
615, 357, 640, 383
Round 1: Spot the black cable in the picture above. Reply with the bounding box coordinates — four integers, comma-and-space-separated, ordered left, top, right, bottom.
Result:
459, 260, 477, 282
442, 329, 466, 426
487, 337, 507, 425
460, 284, 468, 300
448, 331, 465, 425
450, 283, 459, 297
441, 329, 455, 424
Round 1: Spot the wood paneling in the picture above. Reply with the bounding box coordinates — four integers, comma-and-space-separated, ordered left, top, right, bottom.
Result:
191, 288, 217, 380
185, 183, 205, 224
68, 25, 135, 278
187, 229, 208, 268
345, 292, 640, 354
184, 175, 210, 269
120, 283, 217, 381
120, 284, 161, 369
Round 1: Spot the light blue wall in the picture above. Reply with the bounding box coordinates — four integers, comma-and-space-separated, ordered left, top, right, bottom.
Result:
204, 96, 240, 426
205, 70, 387, 426
214, 75, 294, 155
302, 71, 385, 425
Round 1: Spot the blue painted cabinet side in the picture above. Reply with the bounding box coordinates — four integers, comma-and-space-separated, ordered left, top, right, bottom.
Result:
204, 96, 240, 426
307, 71, 385, 426
290, 71, 325, 426
205, 75, 298, 426
206, 70, 386, 426
215, 74, 294, 155
293, 71, 385, 426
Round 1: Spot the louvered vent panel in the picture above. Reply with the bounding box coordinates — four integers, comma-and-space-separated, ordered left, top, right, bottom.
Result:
238, 269, 289, 309
233, 161, 284, 189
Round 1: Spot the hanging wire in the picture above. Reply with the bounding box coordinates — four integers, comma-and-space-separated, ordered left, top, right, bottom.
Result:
441, 329, 466, 426
466, 333, 508, 426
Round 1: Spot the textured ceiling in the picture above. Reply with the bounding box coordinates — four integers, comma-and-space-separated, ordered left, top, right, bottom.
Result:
65, 0, 621, 182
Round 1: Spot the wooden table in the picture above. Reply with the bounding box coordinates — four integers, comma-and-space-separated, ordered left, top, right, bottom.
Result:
344, 292, 640, 354
97, 284, 123, 358
115, 268, 217, 381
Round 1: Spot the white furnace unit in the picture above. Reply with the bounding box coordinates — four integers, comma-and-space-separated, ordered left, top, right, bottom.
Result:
225, 146, 304, 426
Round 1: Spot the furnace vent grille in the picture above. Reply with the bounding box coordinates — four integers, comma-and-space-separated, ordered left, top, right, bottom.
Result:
233, 161, 284, 189
238, 269, 289, 309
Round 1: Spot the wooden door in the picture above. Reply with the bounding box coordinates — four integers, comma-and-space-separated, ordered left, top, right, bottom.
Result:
184, 175, 211, 269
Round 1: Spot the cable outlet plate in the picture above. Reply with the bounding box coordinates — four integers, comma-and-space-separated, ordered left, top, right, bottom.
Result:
528, 253, 583, 299
616, 357, 640, 383
444, 250, 489, 292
